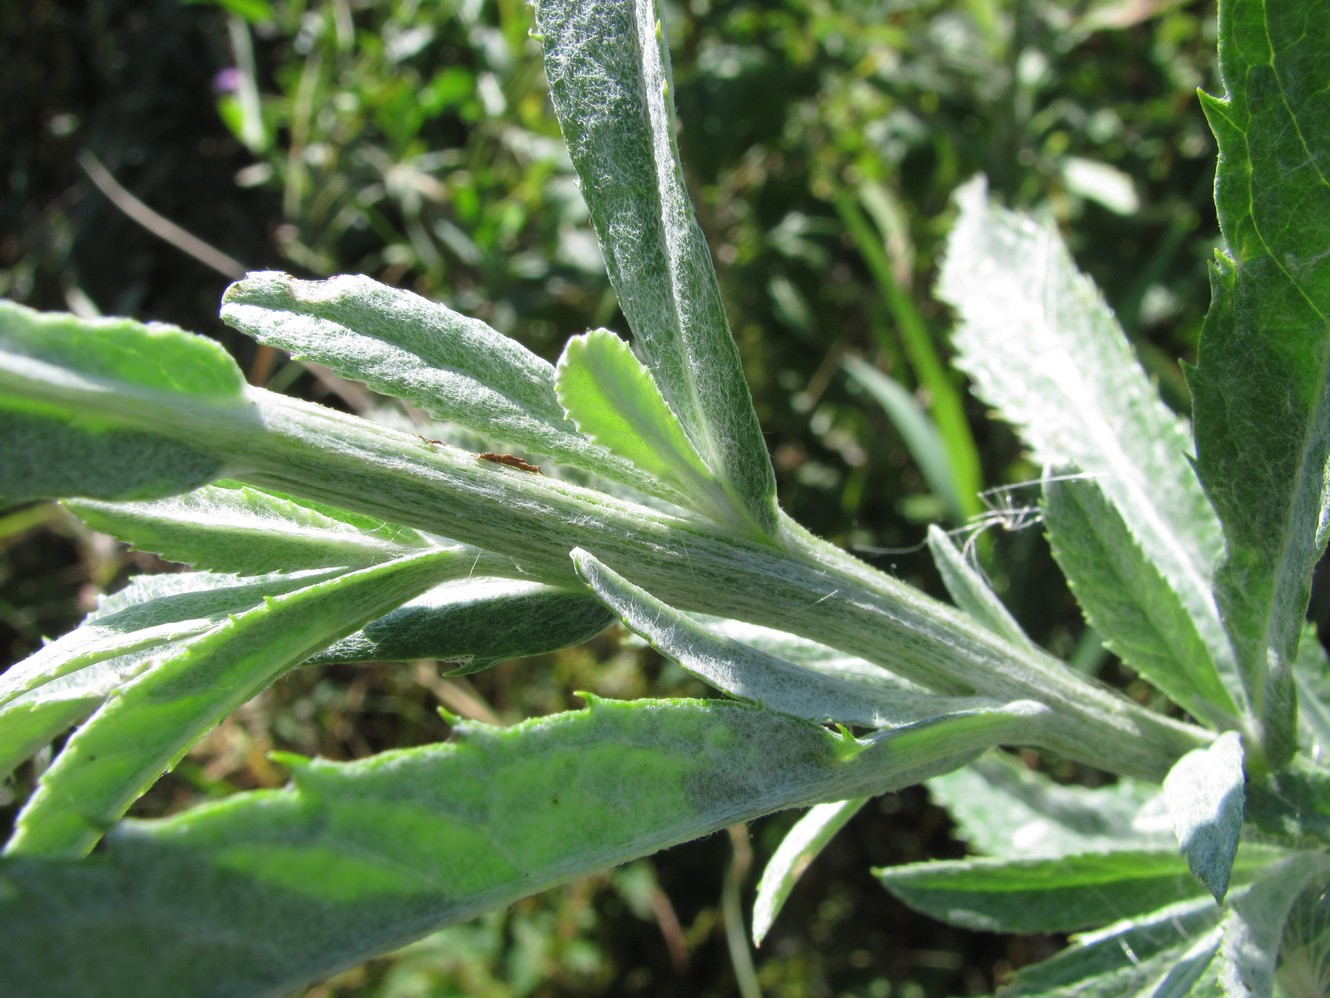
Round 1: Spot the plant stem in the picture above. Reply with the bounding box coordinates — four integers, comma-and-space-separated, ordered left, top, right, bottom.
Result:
207, 388, 1208, 781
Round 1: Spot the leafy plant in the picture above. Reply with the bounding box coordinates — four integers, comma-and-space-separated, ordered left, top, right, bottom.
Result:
1, 0, 1327, 994
202, 0, 606, 333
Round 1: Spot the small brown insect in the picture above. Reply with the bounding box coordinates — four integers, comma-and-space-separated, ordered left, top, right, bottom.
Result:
415, 434, 443, 445
477, 452, 542, 474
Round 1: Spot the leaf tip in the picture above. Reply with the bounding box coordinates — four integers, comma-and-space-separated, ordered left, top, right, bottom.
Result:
435, 704, 462, 727
574, 690, 606, 710
268, 750, 311, 773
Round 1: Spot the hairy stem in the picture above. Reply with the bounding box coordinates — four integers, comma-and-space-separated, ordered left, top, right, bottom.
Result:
210, 388, 1207, 780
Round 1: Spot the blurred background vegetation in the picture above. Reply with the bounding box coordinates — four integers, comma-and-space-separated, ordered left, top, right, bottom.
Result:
1, 0, 1223, 993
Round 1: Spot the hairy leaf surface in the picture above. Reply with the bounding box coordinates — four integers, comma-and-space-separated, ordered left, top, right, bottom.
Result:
1191, 0, 1330, 769
926, 525, 1035, 652
1044, 474, 1239, 726
938, 181, 1235, 710
0, 569, 341, 710
309, 577, 615, 673
574, 548, 1012, 728
0, 696, 1042, 997
221, 273, 661, 496
926, 752, 1167, 860
533, 0, 778, 535
1162, 732, 1245, 903
997, 897, 1223, 997
68, 482, 433, 575
556, 329, 723, 516
0, 301, 250, 504
877, 846, 1280, 934
6, 549, 461, 857
752, 798, 867, 946
1216, 854, 1330, 997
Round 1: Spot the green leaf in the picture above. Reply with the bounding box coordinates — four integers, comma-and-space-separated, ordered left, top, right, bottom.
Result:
556, 328, 728, 518
5, 548, 462, 857
0, 308, 1203, 780
1162, 731, 1245, 903
699, 616, 932, 691
1244, 761, 1330, 845
751, 798, 867, 946
572, 547, 1010, 728
308, 578, 615, 673
926, 525, 1035, 652
926, 752, 1166, 860
0, 569, 341, 708
0, 571, 348, 783
1191, 0, 1330, 770
0, 301, 249, 505
1293, 625, 1330, 760
220, 273, 660, 497
532, 0, 778, 536
221, 272, 567, 429
0, 696, 1044, 997
0, 701, 105, 785
937, 181, 1235, 710
181, 0, 274, 23
68, 482, 433, 575
997, 896, 1223, 997
1216, 853, 1330, 997
1043, 474, 1239, 726
876, 846, 1280, 935
1276, 877, 1330, 998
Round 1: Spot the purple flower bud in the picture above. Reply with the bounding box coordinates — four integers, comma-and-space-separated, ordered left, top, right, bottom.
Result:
212, 68, 242, 95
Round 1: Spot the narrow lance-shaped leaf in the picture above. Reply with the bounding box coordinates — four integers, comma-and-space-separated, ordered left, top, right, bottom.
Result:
1043, 474, 1240, 726
937, 181, 1236, 714
556, 328, 733, 522
998, 897, 1224, 998
1215, 853, 1330, 998
5, 547, 464, 858
1190, 0, 1330, 770
0, 695, 1047, 998
0, 701, 105, 786
533, 0, 779, 536
926, 525, 1035, 653
1162, 731, 1245, 903
308, 577, 615, 675
68, 481, 434, 576
220, 273, 665, 498
572, 547, 1009, 728
0, 569, 344, 709
752, 798, 867, 946
1, 646, 180, 783
877, 845, 1282, 935
0, 301, 251, 505
700, 616, 939, 692
926, 752, 1167, 860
